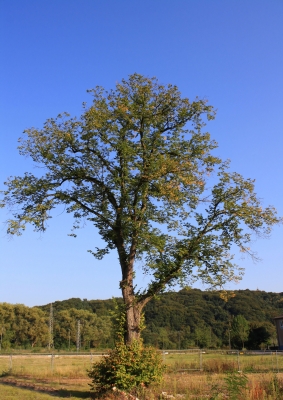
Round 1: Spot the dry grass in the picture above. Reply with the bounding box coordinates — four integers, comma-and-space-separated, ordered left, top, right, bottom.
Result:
0, 381, 92, 399
1, 354, 283, 399
164, 351, 283, 374
0, 354, 98, 380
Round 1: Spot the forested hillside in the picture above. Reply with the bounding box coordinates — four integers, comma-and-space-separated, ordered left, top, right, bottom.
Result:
1, 289, 282, 351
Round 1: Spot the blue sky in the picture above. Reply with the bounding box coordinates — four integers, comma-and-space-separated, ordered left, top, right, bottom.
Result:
0, 0, 282, 307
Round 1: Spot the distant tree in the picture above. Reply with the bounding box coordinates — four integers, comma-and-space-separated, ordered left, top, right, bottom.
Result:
194, 323, 212, 348
0, 303, 15, 349
1, 74, 281, 346
14, 306, 49, 348
247, 323, 274, 350
53, 308, 112, 349
231, 315, 250, 349
0, 303, 48, 349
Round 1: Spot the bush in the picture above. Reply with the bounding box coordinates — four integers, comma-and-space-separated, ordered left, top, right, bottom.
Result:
223, 371, 248, 400
88, 339, 165, 393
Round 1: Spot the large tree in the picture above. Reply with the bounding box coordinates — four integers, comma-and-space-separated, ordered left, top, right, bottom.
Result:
1, 74, 281, 344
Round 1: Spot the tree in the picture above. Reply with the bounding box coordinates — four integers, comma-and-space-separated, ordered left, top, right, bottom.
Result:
53, 308, 113, 349
247, 323, 273, 350
0, 303, 49, 349
231, 315, 250, 349
1, 74, 281, 345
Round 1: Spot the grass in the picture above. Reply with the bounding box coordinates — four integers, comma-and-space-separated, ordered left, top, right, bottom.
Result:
154, 372, 283, 399
1, 352, 283, 399
2, 372, 283, 400
0, 354, 95, 399
0, 384, 56, 399
0, 382, 91, 399
0, 354, 98, 379
164, 351, 283, 373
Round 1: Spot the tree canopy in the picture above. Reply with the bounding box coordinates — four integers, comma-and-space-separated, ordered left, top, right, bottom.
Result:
1, 289, 282, 351
231, 314, 250, 349
1, 74, 281, 344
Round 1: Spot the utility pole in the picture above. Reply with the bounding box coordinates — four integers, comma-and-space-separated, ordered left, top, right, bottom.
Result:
228, 327, 231, 350
76, 320, 81, 352
68, 329, 71, 351
0, 326, 3, 352
48, 303, 54, 350
227, 317, 232, 350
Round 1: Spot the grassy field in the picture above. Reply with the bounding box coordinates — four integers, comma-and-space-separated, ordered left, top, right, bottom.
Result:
0, 354, 95, 379
163, 350, 283, 373
0, 383, 86, 400
0, 352, 283, 399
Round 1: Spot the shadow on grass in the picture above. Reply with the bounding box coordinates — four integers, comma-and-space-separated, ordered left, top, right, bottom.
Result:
52, 388, 93, 398
0, 379, 94, 399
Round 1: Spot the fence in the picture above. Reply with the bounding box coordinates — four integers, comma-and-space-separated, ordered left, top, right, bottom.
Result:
0, 350, 283, 376
0, 352, 105, 377
162, 349, 283, 374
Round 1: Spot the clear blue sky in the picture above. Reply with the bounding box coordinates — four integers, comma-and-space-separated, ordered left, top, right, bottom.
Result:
1, 0, 282, 306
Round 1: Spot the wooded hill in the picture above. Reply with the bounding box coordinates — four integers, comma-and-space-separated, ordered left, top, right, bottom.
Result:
1, 289, 282, 351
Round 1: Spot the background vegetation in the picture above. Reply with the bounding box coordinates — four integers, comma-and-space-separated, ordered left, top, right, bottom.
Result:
0, 289, 282, 351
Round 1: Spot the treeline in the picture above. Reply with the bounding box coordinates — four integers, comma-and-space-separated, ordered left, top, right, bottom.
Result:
0, 289, 282, 351
142, 289, 283, 349
0, 303, 113, 350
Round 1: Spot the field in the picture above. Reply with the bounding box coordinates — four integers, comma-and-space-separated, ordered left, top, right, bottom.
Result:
1, 351, 283, 399
163, 350, 283, 373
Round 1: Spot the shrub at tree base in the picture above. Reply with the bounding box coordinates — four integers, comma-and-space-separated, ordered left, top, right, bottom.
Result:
88, 339, 165, 393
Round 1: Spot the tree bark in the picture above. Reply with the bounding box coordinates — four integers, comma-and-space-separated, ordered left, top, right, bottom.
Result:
116, 224, 145, 345
120, 264, 143, 344
125, 299, 142, 344
121, 284, 153, 344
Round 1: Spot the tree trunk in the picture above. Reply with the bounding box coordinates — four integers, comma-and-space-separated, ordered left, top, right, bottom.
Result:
116, 233, 151, 345
125, 301, 142, 344
120, 277, 144, 344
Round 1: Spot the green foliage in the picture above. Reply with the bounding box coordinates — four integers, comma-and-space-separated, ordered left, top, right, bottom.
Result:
223, 372, 248, 400
1, 288, 282, 350
0, 369, 11, 378
208, 372, 248, 400
0, 302, 112, 350
88, 339, 165, 393
53, 308, 113, 349
88, 307, 165, 393
231, 315, 249, 349
0, 303, 49, 349
247, 324, 272, 349
267, 374, 283, 398
1, 73, 281, 346
1, 74, 281, 296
